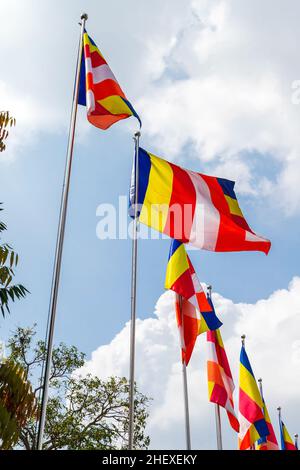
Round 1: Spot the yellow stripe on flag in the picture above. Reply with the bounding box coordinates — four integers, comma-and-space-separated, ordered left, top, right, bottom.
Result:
165, 244, 189, 289
84, 33, 105, 58
240, 364, 263, 407
139, 153, 173, 232
98, 96, 131, 115
198, 316, 209, 334
208, 380, 214, 399
225, 195, 244, 217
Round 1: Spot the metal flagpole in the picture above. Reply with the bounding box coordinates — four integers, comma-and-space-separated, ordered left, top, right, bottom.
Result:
179, 294, 192, 450
207, 285, 223, 450
277, 406, 282, 450
36, 13, 88, 450
214, 404, 223, 450
128, 130, 141, 450
294, 433, 298, 449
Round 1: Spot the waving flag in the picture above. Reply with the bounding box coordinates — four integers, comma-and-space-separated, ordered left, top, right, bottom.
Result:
129, 148, 270, 254
78, 31, 141, 130
279, 418, 297, 450
166, 240, 222, 333
207, 327, 239, 432
238, 345, 269, 450
174, 294, 198, 366
165, 240, 222, 365
256, 388, 278, 450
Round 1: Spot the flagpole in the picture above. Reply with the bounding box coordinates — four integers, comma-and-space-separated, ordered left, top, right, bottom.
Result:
36, 13, 88, 450
294, 434, 298, 449
207, 285, 223, 450
258, 377, 263, 397
128, 130, 141, 450
179, 294, 192, 450
277, 406, 283, 450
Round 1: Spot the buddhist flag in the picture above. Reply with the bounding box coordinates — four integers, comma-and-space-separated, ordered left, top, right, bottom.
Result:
238, 344, 269, 450
279, 418, 297, 450
165, 240, 222, 365
256, 389, 278, 450
129, 148, 271, 254
207, 327, 239, 433
78, 30, 141, 130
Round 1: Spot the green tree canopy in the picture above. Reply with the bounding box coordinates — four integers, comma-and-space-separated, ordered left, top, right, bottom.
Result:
0, 112, 28, 317
7, 325, 150, 450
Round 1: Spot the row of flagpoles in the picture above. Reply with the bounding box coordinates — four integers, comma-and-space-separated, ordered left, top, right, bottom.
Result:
34, 13, 296, 451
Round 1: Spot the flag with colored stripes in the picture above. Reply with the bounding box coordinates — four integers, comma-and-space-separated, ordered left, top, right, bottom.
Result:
238, 345, 269, 450
279, 419, 297, 450
165, 240, 222, 365
207, 327, 239, 432
78, 30, 141, 130
129, 148, 270, 254
256, 393, 279, 450
166, 240, 222, 334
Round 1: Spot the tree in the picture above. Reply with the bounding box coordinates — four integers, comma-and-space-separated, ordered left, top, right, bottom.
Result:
0, 111, 15, 153
0, 112, 28, 318
0, 111, 35, 450
7, 325, 150, 450
0, 361, 37, 449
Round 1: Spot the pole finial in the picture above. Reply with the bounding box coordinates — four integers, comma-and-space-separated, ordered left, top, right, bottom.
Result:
81, 13, 88, 20
134, 131, 141, 138
241, 334, 246, 346
207, 285, 212, 298
258, 377, 262, 383
277, 406, 282, 421
295, 434, 298, 438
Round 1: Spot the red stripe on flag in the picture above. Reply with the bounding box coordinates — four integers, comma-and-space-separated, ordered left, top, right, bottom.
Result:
90, 50, 107, 67
239, 388, 265, 423
171, 269, 195, 300
164, 164, 196, 242
93, 79, 126, 101
175, 296, 198, 365
227, 411, 240, 433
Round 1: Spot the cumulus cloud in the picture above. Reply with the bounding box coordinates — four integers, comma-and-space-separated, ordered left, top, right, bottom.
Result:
3, 0, 300, 213
79, 277, 300, 449
137, 0, 300, 213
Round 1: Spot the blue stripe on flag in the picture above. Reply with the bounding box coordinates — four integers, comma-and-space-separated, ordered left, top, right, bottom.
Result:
217, 177, 236, 199
240, 346, 255, 376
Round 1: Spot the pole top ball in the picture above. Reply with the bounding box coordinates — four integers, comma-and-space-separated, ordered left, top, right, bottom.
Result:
277, 406, 281, 411
134, 131, 141, 138
258, 378, 262, 383
81, 13, 88, 20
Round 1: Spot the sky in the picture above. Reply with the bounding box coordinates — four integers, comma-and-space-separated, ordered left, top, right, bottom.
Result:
0, 0, 300, 450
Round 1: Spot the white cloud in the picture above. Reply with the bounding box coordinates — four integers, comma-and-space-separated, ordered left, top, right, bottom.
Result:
137, 0, 300, 213
2, 0, 300, 211
79, 277, 300, 449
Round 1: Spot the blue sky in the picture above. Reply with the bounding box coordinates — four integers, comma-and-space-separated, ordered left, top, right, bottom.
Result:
1, 0, 300, 449
1, 119, 297, 354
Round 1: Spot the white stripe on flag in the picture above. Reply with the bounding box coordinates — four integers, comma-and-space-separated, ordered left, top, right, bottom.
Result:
188, 172, 220, 250
86, 59, 117, 84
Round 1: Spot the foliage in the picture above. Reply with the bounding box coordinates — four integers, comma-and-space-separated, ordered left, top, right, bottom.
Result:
0, 111, 34, 451
0, 231, 28, 317
7, 326, 150, 450
0, 111, 15, 153
0, 360, 37, 449
0, 113, 28, 317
